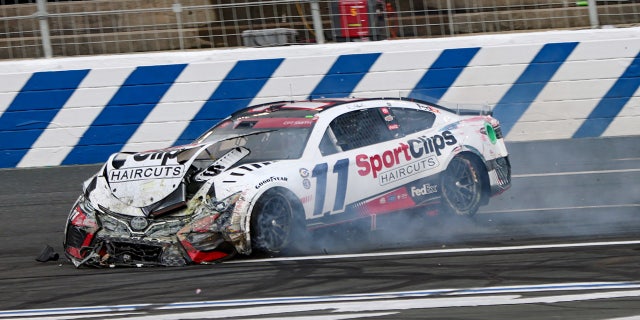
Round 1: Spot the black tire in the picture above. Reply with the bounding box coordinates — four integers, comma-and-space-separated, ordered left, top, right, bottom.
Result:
250, 189, 300, 253
440, 154, 484, 217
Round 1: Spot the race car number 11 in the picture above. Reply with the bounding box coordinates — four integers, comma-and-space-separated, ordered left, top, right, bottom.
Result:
312, 159, 349, 216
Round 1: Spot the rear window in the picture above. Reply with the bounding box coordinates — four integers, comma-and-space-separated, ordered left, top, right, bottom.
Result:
391, 107, 436, 135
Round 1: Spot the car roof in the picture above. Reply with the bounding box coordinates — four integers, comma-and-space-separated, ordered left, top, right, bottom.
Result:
229, 97, 461, 119
230, 98, 362, 117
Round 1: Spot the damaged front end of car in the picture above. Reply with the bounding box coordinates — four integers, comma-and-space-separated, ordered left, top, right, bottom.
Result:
63, 190, 250, 268
63, 145, 255, 268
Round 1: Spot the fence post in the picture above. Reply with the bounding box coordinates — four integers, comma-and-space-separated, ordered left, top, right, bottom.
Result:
310, 0, 325, 44
446, 0, 455, 36
172, 1, 185, 50
587, 0, 600, 28
36, 0, 52, 58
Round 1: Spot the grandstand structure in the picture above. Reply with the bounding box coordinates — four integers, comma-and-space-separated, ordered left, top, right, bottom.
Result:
1, 0, 639, 59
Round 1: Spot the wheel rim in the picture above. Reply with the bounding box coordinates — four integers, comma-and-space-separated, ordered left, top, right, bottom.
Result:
254, 194, 292, 251
443, 157, 480, 213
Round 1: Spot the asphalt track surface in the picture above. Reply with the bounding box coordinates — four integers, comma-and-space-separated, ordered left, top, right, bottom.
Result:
0, 136, 639, 319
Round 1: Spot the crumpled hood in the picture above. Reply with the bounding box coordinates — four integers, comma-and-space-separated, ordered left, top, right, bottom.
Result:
104, 144, 205, 208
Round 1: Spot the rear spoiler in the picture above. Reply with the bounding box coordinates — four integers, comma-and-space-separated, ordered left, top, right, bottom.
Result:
449, 107, 493, 116
399, 96, 493, 116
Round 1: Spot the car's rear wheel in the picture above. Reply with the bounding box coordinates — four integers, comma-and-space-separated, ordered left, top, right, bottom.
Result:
250, 189, 300, 253
440, 154, 484, 217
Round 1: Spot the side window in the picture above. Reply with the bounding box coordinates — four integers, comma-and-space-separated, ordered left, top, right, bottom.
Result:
319, 108, 394, 155
391, 107, 436, 135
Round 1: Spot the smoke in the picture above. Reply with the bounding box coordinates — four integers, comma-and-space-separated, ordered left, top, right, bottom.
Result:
484, 136, 640, 238
282, 136, 640, 257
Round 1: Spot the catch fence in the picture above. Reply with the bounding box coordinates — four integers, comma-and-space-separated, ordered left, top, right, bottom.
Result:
1, 0, 639, 59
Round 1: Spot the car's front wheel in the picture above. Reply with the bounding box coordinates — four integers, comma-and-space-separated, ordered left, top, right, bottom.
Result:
440, 154, 484, 217
250, 189, 300, 253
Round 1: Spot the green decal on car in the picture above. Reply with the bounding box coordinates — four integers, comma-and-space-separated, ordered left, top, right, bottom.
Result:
485, 123, 497, 144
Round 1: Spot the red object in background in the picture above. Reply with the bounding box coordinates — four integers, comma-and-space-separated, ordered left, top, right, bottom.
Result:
339, 0, 370, 38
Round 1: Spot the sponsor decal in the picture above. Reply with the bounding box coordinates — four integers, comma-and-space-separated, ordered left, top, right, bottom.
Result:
133, 150, 181, 166
483, 123, 498, 144
356, 143, 411, 179
407, 130, 457, 158
354, 187, 416, 216
303, 179, 311, 189
379, 192, 409, 204
282, 119, 314, 127
300, 195, 313, 204
417, 104, 440, 114
379, 157, 439, 185
411, 183, 438, 197
356, 131, 457, 185
299, 168, 310, 178
109, 165, 184, 183
253, 118, 316, 128
254, 176, 288, 189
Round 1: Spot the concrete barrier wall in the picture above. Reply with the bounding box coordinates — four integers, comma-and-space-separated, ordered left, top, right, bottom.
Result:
1, 27, 639, 168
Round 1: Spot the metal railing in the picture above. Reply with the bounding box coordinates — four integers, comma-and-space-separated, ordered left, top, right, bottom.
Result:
1, 0, 638, 60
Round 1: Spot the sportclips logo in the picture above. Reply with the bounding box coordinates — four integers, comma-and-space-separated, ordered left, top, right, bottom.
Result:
109, 166, 184, 183
109, 150, 184, 183
356, 131, 457, 185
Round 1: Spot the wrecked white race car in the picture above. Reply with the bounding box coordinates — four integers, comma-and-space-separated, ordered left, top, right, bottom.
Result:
64, 97, 511, 267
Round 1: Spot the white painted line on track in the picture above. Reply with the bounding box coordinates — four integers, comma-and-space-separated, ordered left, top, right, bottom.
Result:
511, 169, 640, 178
226, 239, 640, 264
513, 168, 640, 178
258, 313, 399, 320
0, 307, 149, 318
156, 281, 640, 308
3, 281, 640, 319
6, 312, 145, 320
479, 203, 640, 214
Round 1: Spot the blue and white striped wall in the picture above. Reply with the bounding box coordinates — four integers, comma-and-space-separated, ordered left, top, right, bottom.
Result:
1, 27, 639, 168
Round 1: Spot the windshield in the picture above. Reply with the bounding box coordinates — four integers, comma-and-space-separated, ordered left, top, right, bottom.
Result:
196, 112, 318, 162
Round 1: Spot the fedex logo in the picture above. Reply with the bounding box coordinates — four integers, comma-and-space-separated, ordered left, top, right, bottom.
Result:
411, 183, 438, 197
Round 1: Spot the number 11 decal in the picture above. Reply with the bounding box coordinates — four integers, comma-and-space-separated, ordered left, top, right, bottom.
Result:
312, 158, 349, 216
